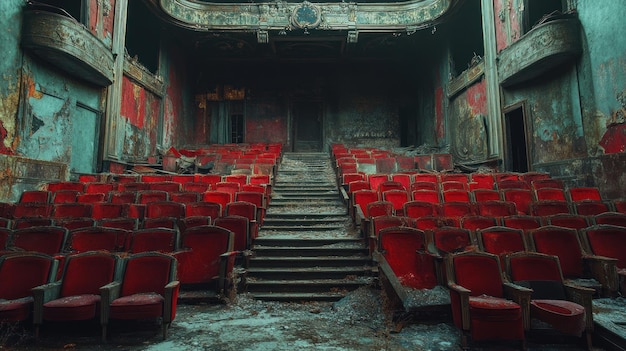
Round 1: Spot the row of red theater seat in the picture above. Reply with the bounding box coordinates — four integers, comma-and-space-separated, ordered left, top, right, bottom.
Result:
373, 218, 626, 294
0, 250, 181, 341
374, 225, 598, 348
0, 221, 240, 293
0, 199, 259, 245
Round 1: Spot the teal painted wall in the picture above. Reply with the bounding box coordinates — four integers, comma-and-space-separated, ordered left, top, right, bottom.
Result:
0, 0, 26, 155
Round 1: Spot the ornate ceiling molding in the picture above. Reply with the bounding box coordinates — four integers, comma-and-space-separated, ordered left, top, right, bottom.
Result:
148, 0, 460, 37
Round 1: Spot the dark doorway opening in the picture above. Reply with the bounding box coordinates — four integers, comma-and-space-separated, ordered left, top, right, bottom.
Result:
292, 100, 323, 152
504, 104, 529, 172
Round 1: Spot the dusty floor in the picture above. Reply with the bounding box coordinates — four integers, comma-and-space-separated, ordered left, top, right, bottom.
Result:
2, 286, 613, 351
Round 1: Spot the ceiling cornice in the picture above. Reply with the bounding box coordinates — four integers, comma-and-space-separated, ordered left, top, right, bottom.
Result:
146, 0, 463, 42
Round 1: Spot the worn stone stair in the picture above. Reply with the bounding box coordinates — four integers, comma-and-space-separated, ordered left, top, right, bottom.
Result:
244, 152, 375, 302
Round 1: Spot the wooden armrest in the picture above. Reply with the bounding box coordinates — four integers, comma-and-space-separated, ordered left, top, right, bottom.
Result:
32, 281, 62, 324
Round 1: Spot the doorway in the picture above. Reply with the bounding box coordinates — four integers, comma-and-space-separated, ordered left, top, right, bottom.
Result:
504, 103, 530, 172
292, 100, 323, 152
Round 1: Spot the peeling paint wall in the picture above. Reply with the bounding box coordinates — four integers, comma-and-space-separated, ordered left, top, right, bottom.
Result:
119, 76, 161, 160
449, 79, 489, 162
162, 40, 193, 149
0, 0, 25, 156
575, 0, 626, 156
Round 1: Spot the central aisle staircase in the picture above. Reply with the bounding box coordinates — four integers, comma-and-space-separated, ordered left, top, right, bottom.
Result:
244, 152, 375, 302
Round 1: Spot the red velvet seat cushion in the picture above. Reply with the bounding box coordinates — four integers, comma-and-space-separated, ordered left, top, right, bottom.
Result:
43, 294, 100, 321
531, 299, 585, 336
109, 293, 164, 320
469, 295, 521, 319
0, 296, 33, 321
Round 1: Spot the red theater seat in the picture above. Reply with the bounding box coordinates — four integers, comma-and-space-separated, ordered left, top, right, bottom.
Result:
378, 226, 437, 290
173, 225, 236, 293
505, 252, 593, 347
0, 252, 57, 322
446, 251, 526, 349
33, 251, 118, 337
101, 252, 179, 341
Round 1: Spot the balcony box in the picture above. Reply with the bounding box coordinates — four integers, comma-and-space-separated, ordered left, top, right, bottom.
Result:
21, 10, 114, 87
498, 17, 581, 87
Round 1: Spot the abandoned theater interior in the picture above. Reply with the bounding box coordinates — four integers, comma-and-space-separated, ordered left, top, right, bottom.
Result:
1, 0, 626, 349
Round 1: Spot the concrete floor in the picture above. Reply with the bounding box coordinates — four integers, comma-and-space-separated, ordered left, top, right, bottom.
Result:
3, 286, 609, 351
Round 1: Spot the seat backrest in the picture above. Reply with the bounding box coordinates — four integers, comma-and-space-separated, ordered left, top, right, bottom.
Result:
477, 226, 526, 256
502, 189, 533, 215
10, 226, 68, 255
68, 226, 130, 253
214, 215, 249, 252
574, 201, 611, 216
177, 225, 233, 284
506, 251, 563, 282
370, 215, 405, 239
128, 228, 178, 253
531, 178, 565, 190
169, 192, 200, 203
567, 187, 602, 202
348, 180, 371, 193
594, 212, 626, 227
186, 201, 222, 218
145, 201, 186, 219
60, 251, 117, 297
501, 215, 543, 233
411, 190, 440, 204
201, 191, 232, 213
403, 201, 436, 219
226, 201, 257, 220
460, 216, 498, 233
51, 190, 79, 203
84, 182, 115, 194
437, 202, 475, 218
442, 190, 471, 203
378, 181, 405, 193
91, 202, 125, 220
19, 190, 51, 203
430, 227, 473, 254
366, 201, 394, 218
581, 224, 626, 269
410, 181, 438, 192
529, 201, 571, 217
449, 251, 503, 297
545, 213, 589, 230
136, 190, 169, 204
234, 192, 265, 209
0, 252, 57, 300
99, 218, 139, 231
107, 191, 136, 204
528, 226, 583, 278
471, 189, 501, 202
352, 190, 379, 217
534, 188, 567, 202
368, 174, 389, 192
381, 190, 410, 213
12, 203, 52, 218
120, 252, 176, 297
379, 226, 436, 289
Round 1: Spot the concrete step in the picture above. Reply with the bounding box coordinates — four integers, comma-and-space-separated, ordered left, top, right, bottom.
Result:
248, 292, 348, 302
248, 256, 371, 268
245, 278, 372, 293
245, 266, 374, 280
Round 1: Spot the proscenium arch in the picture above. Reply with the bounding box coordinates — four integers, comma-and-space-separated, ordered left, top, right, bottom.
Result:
145, 0, 464, 38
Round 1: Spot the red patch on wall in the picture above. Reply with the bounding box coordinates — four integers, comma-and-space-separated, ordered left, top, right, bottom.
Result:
466, 80, 487, 115
120, 77, 146, 129
0, 121, 15, 155
599, 124, 626, 154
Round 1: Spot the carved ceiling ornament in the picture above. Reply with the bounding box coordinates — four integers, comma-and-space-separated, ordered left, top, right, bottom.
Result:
290, 2, 322, 30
